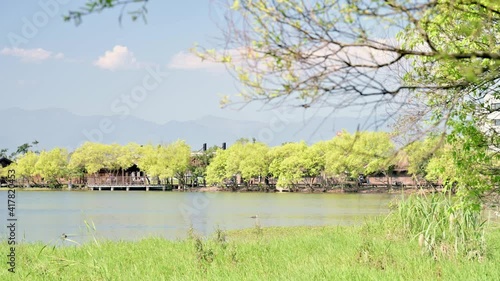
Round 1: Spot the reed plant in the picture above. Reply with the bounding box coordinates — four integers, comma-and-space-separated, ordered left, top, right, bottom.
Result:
391, 193, 486, 260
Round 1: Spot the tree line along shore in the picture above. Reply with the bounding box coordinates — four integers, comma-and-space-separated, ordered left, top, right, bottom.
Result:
0, 132, 472, 192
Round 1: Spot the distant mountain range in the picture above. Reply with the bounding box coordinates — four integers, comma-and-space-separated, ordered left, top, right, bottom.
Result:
1, 108, 390, 152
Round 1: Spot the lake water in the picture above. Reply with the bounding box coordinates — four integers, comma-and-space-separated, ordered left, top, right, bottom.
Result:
0, 190, 399, 244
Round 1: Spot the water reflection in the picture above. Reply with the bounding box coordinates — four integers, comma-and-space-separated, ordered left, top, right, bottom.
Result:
0, 190, 398, 244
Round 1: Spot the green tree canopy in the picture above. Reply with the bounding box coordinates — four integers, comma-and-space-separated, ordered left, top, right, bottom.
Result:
136, 144, 162, 178
402, 136, 444, 181
35, 148, 69, 184
239, 142, 270, 180
190, 145, 219, 178
325, 131, 395, 180
268, 141, 308, 187
206, 148, 229, 185
117, 142, 142, 170
69, 142, 106, 174
205, 141, 270, 186
163, 140, 192, 183
135, 140, 192, 185
11, 151, 39, 184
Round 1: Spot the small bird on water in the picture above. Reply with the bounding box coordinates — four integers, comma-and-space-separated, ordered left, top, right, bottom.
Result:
251, 215, 261, 229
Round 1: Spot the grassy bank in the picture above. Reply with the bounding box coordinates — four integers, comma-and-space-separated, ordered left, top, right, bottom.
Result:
2, 216, 499, 280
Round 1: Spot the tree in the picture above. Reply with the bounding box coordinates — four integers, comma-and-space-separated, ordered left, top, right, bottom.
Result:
225, 140, 269, 186
361, 132, 397, 178
206, 149, 229, 185
268, 141, 308, 188
136, 144, 161, 182
425, 145, 455, 187
266, 141, 326, 189
307, 140, 332, 186
426, 120, 499, 209
117, 142, 142, 171
205, 140, 269, 187
0, 148, 8, 158
163, 140, 192, 188
70, 1, 499, 103
190, 145, 219, 184
8, 140, 40, 159
325, 131, 395, 186
35, 148, 69, 187
69, 142, 106, 175
397, 0, 500, 203
11, 151, 39, 187
64, 0, 149, 25
238, 142, 270, 184
101, 143, 122, 173
402, 136, 444, 185
135, 141, 191, 187
194, 1, 499, 110
0, 150, 11, 180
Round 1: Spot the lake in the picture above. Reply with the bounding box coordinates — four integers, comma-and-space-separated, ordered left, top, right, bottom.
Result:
0, 190, 399, 244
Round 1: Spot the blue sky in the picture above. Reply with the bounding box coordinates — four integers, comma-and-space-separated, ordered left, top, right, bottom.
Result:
0, 0, 386, 126
0, 0, 282, 124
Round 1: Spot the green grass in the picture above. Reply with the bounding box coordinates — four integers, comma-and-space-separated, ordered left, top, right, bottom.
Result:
2, 215, 499, 281
393, 193, 488, 259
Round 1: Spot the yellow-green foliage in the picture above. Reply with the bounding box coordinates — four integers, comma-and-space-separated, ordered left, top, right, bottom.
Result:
35, 148, 69, 182
205, 149, 229, 185
117, 142, 142, 170
403, 136, 444, 178
206, 140, 270, 185
136, 140, 192, 180
268, 141, 308, 186
325, 131, 395, 178
69, 142, 107, 174
11, 151, 39, 182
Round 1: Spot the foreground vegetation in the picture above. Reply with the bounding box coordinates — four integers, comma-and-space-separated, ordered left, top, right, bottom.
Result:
2, 195, 499, 281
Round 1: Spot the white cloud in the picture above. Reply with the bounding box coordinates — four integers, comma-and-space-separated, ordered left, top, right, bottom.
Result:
17, 79, 39, 87
168, 51, 224, 71
0, 47, 64, 62
302, 39, 402, 71
94, 45, 140, 71
54, 53, 65, 60
167, 39, 402, 73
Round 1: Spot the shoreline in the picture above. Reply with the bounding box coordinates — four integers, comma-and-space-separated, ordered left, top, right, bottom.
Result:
190, 185, 439, 195
0, 185, 439, 195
